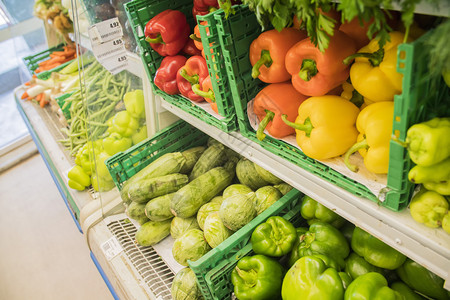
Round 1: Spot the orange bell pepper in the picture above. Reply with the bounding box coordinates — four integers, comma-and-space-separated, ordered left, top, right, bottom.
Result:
285, 30, 356, 96
192, 76, 218, 114
250, 28, 307, 83
339, 17, 373, 50
253, 82, 308, 141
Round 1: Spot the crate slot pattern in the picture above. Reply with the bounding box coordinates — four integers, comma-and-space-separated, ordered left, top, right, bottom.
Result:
107, 218, 174, 300
124, 0, 238, 132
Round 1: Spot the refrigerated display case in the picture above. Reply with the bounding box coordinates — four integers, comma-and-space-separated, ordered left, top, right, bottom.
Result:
15, 0, 450, 299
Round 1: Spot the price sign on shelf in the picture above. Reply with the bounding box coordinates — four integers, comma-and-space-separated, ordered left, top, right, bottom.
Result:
88, 17, 128, 74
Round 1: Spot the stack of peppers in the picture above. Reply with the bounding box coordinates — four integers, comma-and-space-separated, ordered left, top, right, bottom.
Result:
405, 117, 450, 233
67, 89, 147, 192
230, 195, 448, 299
147, 9, 220, 114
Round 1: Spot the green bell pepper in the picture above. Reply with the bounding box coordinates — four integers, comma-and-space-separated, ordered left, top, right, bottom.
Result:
409, 157, 450, 195
124, 89, 145, 119
390, 282, 426, 300
231, 254, 284, 300
282, 255, 345, 300
344, 252, 383, 280
132, 125, 148, 145
341, 222, 355, 245
287, 227, 309, 267
296, 221, 350, 268
91, 172, 116, 192
301, 196, 346, 228
74, 140, 103, 175
409, 187, 449, 228
396, 258, 450, 300
67, 165, 91, 191
344, 272, 402, 300
251, 216, 297, 257
102, 132, 132, 156
405, 117, 450, 167
351, 227, 406, 270
443, 212, 450, 234
108, 111, 140, 137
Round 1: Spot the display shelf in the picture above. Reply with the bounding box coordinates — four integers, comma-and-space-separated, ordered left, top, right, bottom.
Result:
14, 85, 119, 233
160, 98, 450, 289
86, 212, 174, 300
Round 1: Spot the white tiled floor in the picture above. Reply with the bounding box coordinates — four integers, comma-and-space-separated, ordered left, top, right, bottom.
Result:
0, 153, 113, 300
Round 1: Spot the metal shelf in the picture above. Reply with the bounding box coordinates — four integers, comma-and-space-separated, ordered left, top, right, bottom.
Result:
160, 98, 450, 289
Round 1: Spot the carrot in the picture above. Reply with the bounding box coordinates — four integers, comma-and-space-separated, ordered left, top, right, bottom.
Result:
35, 67, 41, 73
21, 91, 29, 99
36, 93, 43, 102
40, 97, 48, 108
24, 81, 31, 86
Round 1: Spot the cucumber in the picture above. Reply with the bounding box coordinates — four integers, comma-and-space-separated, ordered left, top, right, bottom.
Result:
144, 192, 175, 222
126, 202, 149, 225
171, 166, 235, 218
120, 152, 187, 203
235, 158, 270, 190
135, 219, 171, 246
189, 143, 228, 181
253, 163, 283, 185
128, 173, 189, 204
179, 146, 206, 174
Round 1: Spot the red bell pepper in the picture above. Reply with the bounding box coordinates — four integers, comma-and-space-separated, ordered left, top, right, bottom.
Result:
144, 10, 190, 56
250, 28, 308, 83
154, 55, 188, 95
253, 82, 308, 141
182, 39, 202, 56
192, 76, 219, 114
285, 30, 356, 96
176, 55, 209, 102
192, 0, 219, 19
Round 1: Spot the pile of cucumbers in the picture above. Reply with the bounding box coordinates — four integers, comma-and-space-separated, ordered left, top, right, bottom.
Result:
121, 138, 292, 265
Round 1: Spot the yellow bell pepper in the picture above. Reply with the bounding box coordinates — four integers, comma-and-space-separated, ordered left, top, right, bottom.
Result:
340, 81, 375, 110
282, 95, 360, 160
345, 31, 407, 102
344, 101, 394, 174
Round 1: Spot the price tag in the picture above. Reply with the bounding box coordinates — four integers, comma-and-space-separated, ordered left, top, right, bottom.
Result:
101, 236, 123, 260
101, 54, 129, 75
88, 17, 123, 44
91, 37, 126, 62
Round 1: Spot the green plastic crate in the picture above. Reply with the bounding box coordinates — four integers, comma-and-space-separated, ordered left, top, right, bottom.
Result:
388, 28, 450, 209
105, 120, 208, 190
189, 188, 304, 300
22, 43, 66, 74
215, 5, 379, 206
55, 92, 74, 120
124, 0, 238, 132
216, 6, 450, 211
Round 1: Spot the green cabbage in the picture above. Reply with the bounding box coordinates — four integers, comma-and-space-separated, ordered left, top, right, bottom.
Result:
219, 192, 257, 231
197, 202, 221, 230
170, 216, 200, 239
222, 184, 253, 199
171, 267, 203, 300
204, 212, 233, 248
172, 229, 211, 266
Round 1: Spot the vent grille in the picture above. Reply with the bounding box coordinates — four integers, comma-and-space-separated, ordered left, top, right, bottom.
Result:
107, 218, 174, 299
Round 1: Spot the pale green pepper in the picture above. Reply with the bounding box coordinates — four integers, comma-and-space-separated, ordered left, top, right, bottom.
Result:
409, 187, 449, 228
124, 89, 145, 119
102, 132, 132, 156
68, 165, 91, 191
108, 111, 140, 137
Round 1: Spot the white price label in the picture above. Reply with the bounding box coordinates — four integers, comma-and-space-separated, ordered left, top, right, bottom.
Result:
88, 17, 123, 44
101, 236, 123, 260
101, 53, 129, 75
91, 37, 126, 62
